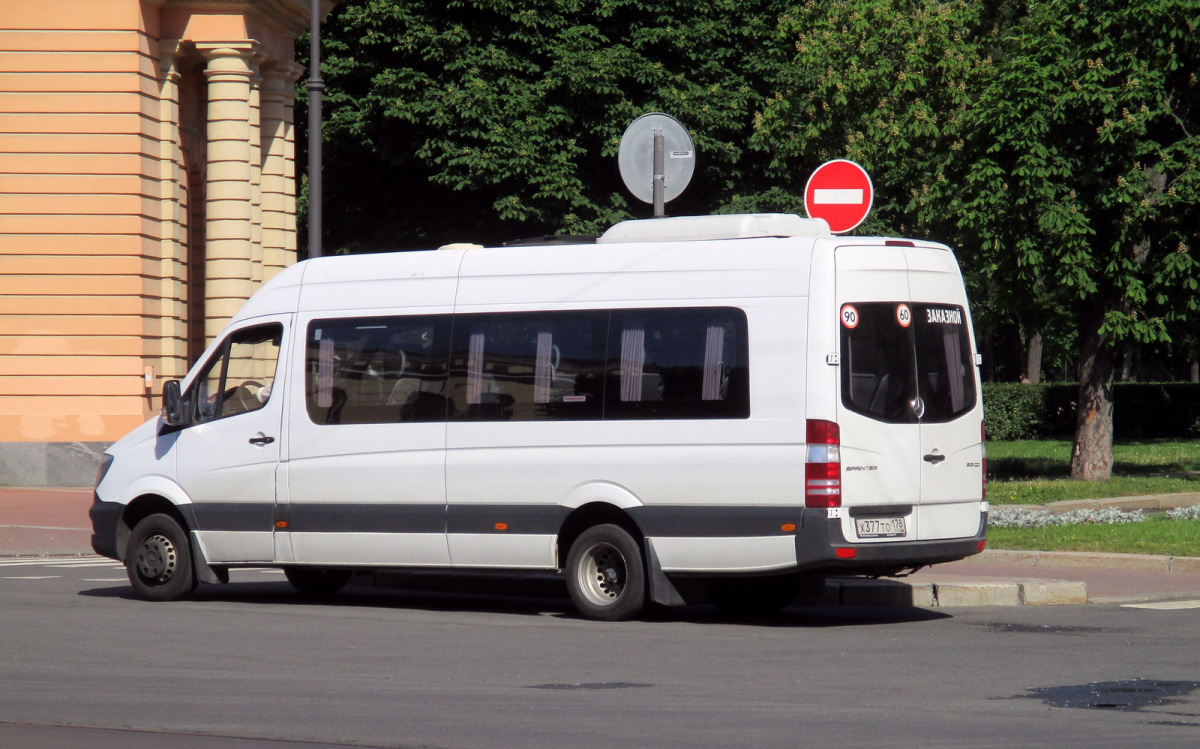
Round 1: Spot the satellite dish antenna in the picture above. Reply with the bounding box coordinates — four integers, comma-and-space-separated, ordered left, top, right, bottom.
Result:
618, 113, 695, 217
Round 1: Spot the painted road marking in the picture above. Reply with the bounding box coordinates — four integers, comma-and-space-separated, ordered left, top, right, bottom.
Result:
0, 524, 88, 531
0, 556, 109, 567
2, 576, 61, 580
1123, 599, 1200, 610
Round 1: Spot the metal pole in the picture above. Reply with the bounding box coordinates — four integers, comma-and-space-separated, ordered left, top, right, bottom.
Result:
307, 0, 324, 258
652, 130, 665, 218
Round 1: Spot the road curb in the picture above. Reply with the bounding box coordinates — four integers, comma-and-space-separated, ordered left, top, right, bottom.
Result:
1040, 493, 1200, 513
955, 548, 1200, 572
823, 576, 1088, 607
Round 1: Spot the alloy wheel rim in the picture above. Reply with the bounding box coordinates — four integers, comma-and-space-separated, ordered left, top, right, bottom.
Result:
577, 542, 626, 606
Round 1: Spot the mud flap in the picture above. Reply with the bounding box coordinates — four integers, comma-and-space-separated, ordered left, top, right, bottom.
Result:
190, 531, 229, 585
644, 538, 686, 606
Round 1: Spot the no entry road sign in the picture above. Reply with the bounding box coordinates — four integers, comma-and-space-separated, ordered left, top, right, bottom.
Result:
804, 159, 874, 234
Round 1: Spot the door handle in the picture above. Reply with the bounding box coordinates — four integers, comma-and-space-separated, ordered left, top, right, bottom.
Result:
248, 434, 275, 446
923, 452, 945, 464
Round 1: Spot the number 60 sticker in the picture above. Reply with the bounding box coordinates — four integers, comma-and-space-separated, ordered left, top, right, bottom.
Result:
896, 303, 912, 328
840, 304, 859, 328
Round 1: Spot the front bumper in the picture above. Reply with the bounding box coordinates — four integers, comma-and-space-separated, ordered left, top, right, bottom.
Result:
89, 495, 123, 560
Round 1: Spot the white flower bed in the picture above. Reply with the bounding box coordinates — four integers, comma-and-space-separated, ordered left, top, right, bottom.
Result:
1166, 505, 1200, 521
989, 506, 1148, 528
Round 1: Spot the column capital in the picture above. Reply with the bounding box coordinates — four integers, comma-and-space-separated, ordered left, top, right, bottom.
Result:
196, 42, 261, 78
157, 38, 190, 80
261, 61, 306, 86
260, 62, 306, 103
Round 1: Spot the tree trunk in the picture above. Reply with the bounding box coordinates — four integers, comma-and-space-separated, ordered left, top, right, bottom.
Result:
1070, 307, 1114, 481
1116, 343, 1137, 382
1025, 329, 1043, 384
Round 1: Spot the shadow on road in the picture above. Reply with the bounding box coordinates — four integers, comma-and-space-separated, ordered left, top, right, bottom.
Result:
78, 570, 951, 628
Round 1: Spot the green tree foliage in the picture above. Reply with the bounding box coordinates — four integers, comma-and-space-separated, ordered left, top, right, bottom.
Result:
305, 0, 794, 251
956, 0, 1200, 479
306, 1, 1200, 480
754, 0, 1199, 480
752, 0, 997, 238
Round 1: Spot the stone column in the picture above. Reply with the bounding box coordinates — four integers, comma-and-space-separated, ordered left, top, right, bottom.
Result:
260, 62, 303, 282
249, 54, 265, 288
156, 40, 189, 378
198, 43, 258, 344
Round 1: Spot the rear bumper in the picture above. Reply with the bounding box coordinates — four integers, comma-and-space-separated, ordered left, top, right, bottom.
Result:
794, 510, 987, 575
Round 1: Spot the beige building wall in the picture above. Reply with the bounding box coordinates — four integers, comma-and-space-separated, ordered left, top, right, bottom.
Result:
0, 0, 327, 485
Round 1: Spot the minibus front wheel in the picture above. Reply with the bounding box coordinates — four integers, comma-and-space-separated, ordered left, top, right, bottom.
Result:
125, 513, 198, 601
566, 524, 645, 621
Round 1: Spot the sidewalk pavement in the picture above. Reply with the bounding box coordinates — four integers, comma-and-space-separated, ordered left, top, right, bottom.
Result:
4, 486, 1200, 608
0, 487, 93, 557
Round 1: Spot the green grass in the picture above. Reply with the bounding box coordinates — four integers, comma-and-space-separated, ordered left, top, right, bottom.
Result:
989, 438, 1200, 478
989, 438, 1200, 505
988, 515, 1200, 557
989, 475, 1200, 505
984, 438, 1200, 554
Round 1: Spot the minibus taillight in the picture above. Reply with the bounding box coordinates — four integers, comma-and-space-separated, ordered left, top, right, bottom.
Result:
805, 419, 841, 508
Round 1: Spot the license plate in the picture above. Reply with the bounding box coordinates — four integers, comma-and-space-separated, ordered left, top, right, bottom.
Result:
855, 516, 907, 539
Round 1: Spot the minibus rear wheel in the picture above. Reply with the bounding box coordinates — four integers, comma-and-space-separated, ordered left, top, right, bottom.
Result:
566, 524, 645, 621
125, 513, 198, 601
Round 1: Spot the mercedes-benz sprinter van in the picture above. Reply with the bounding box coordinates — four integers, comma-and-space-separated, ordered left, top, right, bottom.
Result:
91, 213, 987, 620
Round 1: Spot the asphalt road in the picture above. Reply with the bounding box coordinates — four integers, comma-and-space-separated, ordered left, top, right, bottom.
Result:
2, 557, 1198, 749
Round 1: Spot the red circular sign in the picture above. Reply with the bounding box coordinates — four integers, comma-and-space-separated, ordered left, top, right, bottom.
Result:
804, 160, 874, 234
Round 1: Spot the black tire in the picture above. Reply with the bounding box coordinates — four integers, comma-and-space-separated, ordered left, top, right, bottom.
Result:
565, 524, 646, 621
284, 567, 353, 596
707, 574, 798, 617
125, 513, 198, 601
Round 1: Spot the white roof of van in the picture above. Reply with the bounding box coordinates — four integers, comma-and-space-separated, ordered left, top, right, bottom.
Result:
598, 213, 831, 243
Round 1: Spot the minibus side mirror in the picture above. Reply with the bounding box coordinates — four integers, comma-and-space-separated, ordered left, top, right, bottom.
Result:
161, 380, 187, 427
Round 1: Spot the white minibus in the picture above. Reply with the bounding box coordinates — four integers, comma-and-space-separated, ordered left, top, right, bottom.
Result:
91, 213, 987, 620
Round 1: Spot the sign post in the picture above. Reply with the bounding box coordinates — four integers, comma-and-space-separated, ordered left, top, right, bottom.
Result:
803, 160, 874, 234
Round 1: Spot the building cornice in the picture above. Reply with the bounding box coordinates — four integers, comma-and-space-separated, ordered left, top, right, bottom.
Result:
146, 0, 339, 35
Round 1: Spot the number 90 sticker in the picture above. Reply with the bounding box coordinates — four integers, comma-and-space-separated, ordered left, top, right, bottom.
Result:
840, 304, 859, 328
896, 303, 912, 328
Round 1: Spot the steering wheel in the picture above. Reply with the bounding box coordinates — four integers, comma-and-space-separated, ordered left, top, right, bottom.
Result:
225, 380, 265, 415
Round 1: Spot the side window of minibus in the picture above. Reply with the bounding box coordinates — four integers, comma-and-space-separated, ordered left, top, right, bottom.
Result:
305, 316, 451, 425
448, 311, 606, 421
606, 308, 750, 420
192, 324, 283, 424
